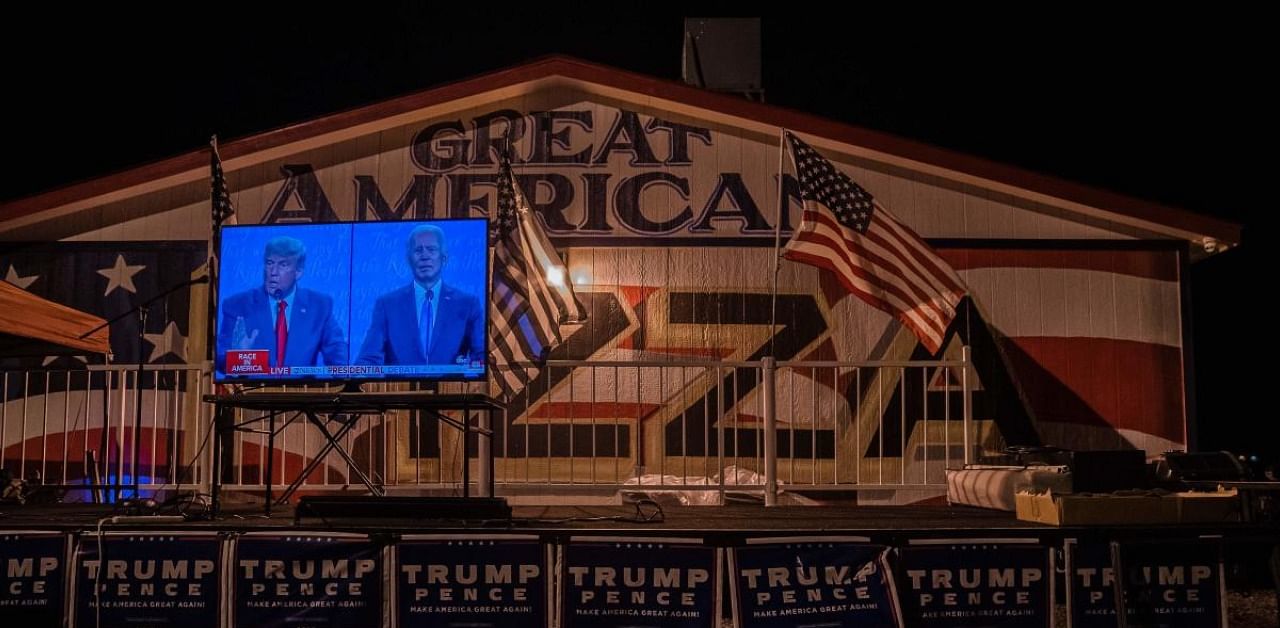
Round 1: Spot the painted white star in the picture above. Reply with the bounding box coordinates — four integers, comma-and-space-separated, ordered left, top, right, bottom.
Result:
4, 265, 38, 289
97, 255, 146, 296
42, 354, 89, 367
143, 321, 187, 363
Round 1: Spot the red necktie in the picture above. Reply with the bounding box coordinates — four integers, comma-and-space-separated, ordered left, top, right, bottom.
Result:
275, 300, 288, 367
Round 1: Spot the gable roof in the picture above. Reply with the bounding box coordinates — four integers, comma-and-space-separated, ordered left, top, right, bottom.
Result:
0, 55, 1240, 249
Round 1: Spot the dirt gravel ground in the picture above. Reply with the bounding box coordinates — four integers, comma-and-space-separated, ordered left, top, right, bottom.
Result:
1226, 589, 1278, 627
1046, 589, 1277, 627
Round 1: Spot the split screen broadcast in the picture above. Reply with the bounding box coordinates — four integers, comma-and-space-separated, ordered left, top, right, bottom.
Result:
214, 219, 488, 383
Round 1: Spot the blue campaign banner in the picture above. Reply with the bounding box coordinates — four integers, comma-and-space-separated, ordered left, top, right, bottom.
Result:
896, 541, 1051, 628
1067, 541, 1119, 628
233, 533, 383, 628
731, 538, 901, 628
1068, 539, 1223, 628
395, 535, 548, 628
562, 537, 719, 628
1, 531, 68, 628
73, 532, 221, 628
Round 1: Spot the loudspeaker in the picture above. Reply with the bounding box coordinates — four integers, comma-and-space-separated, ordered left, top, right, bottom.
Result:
1067, 450, 1149, 492
1157, 451, 1247, 482
1001, 447, 1149, 492
295, 496, 511, 521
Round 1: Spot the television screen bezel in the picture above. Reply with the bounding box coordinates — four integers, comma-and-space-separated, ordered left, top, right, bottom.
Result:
212, 217, 490, 386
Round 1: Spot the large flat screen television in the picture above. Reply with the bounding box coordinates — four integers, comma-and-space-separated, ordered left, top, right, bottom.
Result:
214, 219, 488, 384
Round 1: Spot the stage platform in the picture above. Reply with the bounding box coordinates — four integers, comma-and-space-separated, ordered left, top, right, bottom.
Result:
2, 501, 1274, 543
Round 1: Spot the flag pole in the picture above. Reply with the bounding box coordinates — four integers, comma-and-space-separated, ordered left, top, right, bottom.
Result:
207, 135, 222, 364
764, 128, 789, 506
490, 132, 513, 404
768, 129, 788, 358
205, 135, 224, 496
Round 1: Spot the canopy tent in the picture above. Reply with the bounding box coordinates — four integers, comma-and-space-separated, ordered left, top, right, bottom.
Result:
0, 280, 110, 356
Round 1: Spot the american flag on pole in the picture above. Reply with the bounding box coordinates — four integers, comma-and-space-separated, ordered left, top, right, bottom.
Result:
489, 154, 588, 397
208, 136, 236, 365
210, 136, 237, 228
782, 131, 965, 354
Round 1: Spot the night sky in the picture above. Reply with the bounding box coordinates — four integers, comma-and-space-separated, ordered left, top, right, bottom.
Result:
2, 12, 1271, 461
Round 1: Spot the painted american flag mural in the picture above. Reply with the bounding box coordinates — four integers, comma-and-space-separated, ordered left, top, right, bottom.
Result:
0, 242, 206, 485
488, 244, 1185, 470
0, 95, 1193, 498
1, 242, 206, 366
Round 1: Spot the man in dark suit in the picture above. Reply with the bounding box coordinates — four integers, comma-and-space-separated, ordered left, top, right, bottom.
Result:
217, 236, 347, 375
356, 224, 484, 366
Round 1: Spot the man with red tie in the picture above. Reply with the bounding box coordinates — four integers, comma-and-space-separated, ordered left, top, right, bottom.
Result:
216, 236, 347, 376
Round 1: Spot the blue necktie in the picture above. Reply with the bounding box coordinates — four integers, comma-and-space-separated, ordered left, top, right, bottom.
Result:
421, 290, 434, 360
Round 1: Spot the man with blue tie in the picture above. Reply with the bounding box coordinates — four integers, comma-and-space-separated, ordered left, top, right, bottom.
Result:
355, 224, 484, 366
216, 236, 347, 375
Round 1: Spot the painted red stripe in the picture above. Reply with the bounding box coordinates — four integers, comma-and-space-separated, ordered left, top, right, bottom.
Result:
938, 248, 1179, 281
2, 427, 175, 472
0, 428, 340, 488
1001, 336, 1185, 443
619, 285, 659, 308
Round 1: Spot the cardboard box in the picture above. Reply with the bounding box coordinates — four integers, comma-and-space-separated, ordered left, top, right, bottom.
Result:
1015, 490, 1178, 526
1174, 489, 1240, 523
